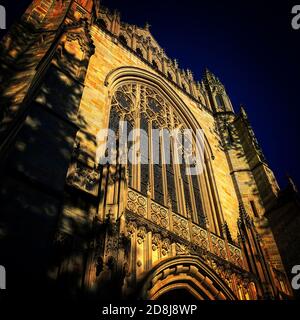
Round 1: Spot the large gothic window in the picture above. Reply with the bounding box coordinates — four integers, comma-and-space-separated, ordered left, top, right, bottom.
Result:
108, 82, 210, 228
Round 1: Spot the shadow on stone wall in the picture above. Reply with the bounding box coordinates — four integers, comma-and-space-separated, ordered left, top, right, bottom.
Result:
0, 24, 98, 298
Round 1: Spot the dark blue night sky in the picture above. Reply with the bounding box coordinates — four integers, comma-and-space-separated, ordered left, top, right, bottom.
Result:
1, 0, 300, 188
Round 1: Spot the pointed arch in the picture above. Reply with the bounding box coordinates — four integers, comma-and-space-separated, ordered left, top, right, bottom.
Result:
139, 255, 237, 300
104, 66, 225, 234
104, 66, 214, 160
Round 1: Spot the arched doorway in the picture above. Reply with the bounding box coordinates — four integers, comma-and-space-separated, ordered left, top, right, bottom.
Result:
139, 255, 237, 300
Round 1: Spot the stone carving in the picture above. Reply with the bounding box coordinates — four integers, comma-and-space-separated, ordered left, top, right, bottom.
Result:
211, 234, 227, 260
126, 208, 246, 279
137, 227, 147, 244
66, 19, 95, 57
228, 244, 243, 268
152, 233, 161, 251
99, 6, 210, 107
125, 191, 247, 275
67, 161, 100, 196
161, 238, 171, 256
126, 190, 147, 217
126, 221, 137, 238
172, 213, 190, 240
191, 224, 208, 250
175, 242, 190, 255
210, 259, 235, 290
150, 202, 169, 228
104, 237, 119, 260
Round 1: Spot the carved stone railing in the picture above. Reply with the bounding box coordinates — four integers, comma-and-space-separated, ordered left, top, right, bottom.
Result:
150, 202, 169, 229
210, 233, 228, 260
127, 189, 147, 217
126, 187, 244, 270
228, 243, 243, 269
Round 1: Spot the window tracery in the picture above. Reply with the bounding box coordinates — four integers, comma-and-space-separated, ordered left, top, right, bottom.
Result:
108, 81, 213, 229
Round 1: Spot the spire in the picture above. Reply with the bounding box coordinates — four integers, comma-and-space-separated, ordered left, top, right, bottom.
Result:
238, 201, 253, 231
145, 22, 151, 31
222, 221, 233, 242
204, 67, 212, 76
286, 174, 298, 193
174, 59, 178, 69
240, 104, 248, 119
240, 104, 267, 162
187, 69, 194, 81
203, 67, 213, 80
203, 67, 218, 79
94, 0, 101, 16
203, 67, 223, 88
113, 9, 121, 20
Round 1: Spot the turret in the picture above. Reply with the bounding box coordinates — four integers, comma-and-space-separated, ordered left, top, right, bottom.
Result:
203, 68, 234, 113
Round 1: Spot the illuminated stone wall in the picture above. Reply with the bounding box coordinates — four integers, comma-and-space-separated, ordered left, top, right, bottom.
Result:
0, 0, 294, 300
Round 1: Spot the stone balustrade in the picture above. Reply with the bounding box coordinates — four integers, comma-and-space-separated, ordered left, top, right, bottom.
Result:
126, 187, 244, 269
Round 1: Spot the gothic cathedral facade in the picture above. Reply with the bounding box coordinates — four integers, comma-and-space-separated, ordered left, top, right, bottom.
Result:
0, 0, 297, 300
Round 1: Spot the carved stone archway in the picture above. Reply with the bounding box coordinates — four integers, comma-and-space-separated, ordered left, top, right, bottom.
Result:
139, 255, 238, 300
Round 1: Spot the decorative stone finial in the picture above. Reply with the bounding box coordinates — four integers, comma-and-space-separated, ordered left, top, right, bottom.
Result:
174, 59, 178, 68
185, 69, 192, 81
287, 174, 298, 193
145, 22, 151, 31
240, 105, 248, 119
222, 221, 233, 242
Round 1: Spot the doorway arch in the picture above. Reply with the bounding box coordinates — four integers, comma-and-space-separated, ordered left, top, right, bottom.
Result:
139, 255, 237, 300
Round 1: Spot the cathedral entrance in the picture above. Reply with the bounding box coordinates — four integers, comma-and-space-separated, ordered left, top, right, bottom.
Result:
138, 256, 237, 300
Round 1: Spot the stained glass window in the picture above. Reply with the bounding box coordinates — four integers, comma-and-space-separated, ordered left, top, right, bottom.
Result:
109, 82, 207, 227
140, 114, 149, 195
127, 121, 134, 188
192, 174, 205, 227
152, 122, 164, 205
166, 136, 178, 212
